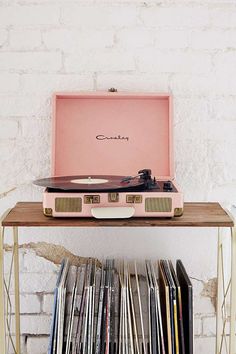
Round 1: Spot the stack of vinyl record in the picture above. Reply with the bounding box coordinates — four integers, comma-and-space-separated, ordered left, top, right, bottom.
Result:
48, 259, 193, 354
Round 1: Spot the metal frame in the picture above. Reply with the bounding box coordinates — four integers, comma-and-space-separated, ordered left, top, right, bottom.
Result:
0, 211, 235, 354
216, 213, 236, 354
230, 225, 236, 353
0, 210, 20, 354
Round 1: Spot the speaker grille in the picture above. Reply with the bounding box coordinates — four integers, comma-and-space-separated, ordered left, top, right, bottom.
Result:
55, 198, 82, 212
145, 197, 172, 212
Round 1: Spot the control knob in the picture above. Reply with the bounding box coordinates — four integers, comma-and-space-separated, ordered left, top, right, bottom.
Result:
163, 181, 173, 191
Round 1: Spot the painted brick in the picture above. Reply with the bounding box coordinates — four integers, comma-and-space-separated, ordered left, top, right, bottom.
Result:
140, 6, 209, 28
170, 73, 215, 96
195, 337, 216, 354
0, 52, 61, 72
6, 336, 27, 354
155, 30, 189, 49
10, 294, 41, 314
61, 5, 137, 27
194, 317, 202, 336
213, 137, 236, 160
174, 97, 210, 123
4, 250, 24, 272
65, 50, 135, 72
27, 336, 49, 354
0, 73, 20, 93
10, 29, 42, 50
190, 29, 236, 50
0, 119, 18, 139
43, 29, 114, 52
23, 251, 59, 273
0, 29, 8, 46
0, 5, 59, 26
202, 316, 216, 336
205, 121, 236, 141
19, 272, 58, 293
42, 293, 54, 314
214, 52, 236, 75
21, 314, 51, 335
116, 28, 154, 48
20, 118, 50, 140
210, 6, 236, 28
0, 95, 50, 116
191, 278, 215, 315
96, 72, 170, 91
212, 72, 236, 95
137, 50, 212, 74
21, 73, 94, 94
212, 97, 236, 121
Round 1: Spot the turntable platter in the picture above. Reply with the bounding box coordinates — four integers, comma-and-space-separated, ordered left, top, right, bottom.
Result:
34, 174, 146, 192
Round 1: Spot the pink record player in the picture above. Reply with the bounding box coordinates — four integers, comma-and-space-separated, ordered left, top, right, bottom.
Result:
34, 90, 183, 218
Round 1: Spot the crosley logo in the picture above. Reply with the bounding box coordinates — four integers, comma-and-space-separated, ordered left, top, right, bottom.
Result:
96, 135, 129, 142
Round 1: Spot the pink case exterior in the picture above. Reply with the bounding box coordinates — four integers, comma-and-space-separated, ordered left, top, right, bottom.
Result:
52, 92, 174, 180
43, 186, 183, 217
44, 91, 183, 218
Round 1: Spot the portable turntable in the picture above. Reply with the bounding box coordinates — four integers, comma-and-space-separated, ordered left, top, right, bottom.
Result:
35, 91, 183, 218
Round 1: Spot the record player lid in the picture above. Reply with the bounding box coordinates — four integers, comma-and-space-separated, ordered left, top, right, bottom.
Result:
52, 92, 174, 179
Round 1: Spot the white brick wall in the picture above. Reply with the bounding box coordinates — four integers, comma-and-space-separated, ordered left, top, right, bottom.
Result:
21, 315, 51, 335
60, 5, 138, 27
10, 29, 42, 50
43, 29, 114, 51
1, 0, 236, 353
0, 5, 60, 26
10, 294, 41, 314
0, 119, 19, 139
27, 337, 49, 354
0, 52, 62, 72
0, 73, 20, 93
0, 29, 8, 46
65, 50, 136, 72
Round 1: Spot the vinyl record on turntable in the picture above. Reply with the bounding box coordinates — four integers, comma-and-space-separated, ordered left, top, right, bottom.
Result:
33, 174, 146, 192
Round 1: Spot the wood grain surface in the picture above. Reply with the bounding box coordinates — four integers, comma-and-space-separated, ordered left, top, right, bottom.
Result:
1, 202, 233, 227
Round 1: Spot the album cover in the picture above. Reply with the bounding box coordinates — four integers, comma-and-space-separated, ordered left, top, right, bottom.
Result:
161, 260, 176, 354
169, 261, 185, 354
176, 260, 193, 354
159, 261, 172, 354
48, 259, 192, 354
48, 260, 66, 354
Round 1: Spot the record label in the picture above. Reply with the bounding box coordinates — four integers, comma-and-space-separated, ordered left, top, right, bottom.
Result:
71, 178, 109, 185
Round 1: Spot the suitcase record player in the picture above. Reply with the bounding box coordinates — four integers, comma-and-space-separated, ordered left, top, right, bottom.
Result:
34, 91, 183, 218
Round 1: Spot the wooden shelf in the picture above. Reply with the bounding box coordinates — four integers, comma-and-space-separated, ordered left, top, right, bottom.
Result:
1, 202, 233, 227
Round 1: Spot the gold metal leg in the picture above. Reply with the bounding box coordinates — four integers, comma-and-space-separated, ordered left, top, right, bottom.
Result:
216, 225, 233, 354
230, 225, 236, 354
216, 227, 224, 354
13, 226, 20, 354
0, 209, 13, 354
0, 218, 6, 353
0, 209, 20, 354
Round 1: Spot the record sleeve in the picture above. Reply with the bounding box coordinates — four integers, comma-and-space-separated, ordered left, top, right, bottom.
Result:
48, 260, 66, 354
176, 260, 193, 354
151, 262, 165, 354
145, 260, 160, 354
166, 261, 180, 354
134, 262, 147, 354
169, 261, 185, 354
161, 260, 176, 354
159, 261, 172, 354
